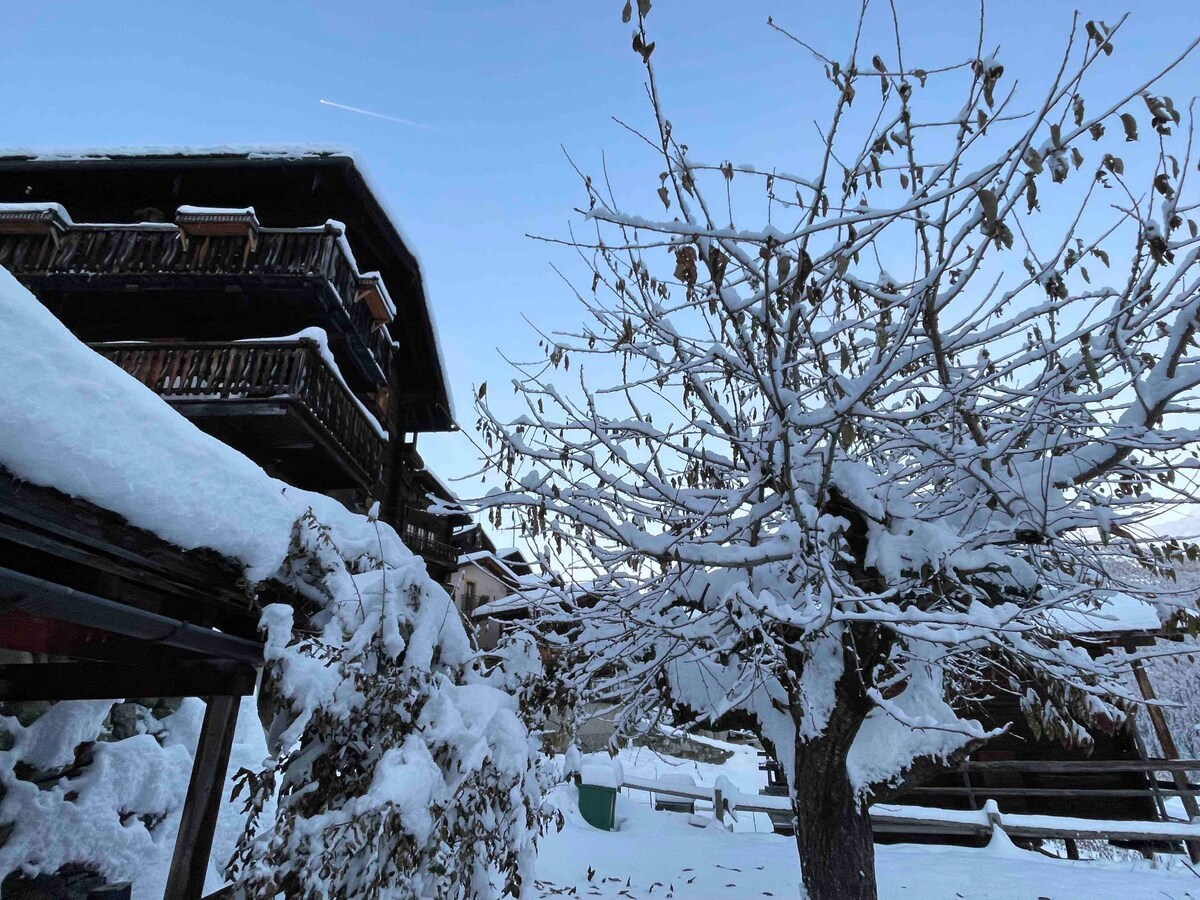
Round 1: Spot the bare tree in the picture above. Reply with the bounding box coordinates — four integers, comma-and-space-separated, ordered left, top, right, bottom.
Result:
474, 4, 1200, 898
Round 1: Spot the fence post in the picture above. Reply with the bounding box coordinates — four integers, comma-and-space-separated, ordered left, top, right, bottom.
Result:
713, 785, 724, 825
984, 799, 1003, 838
1131, 657, 1200, 864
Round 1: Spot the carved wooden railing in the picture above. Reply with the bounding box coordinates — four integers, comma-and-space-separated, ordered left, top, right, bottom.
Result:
401, 528, 459, 568
0, 224, 387, 376
92, 339, 384, 486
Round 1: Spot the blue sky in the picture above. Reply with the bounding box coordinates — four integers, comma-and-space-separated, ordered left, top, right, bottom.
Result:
4, 0, 1199, 501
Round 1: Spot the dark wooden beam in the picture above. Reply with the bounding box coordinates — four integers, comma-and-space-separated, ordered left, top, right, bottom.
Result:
166, 695, 241, 900
0, 566, 265, 664
961, 758, 1200, 773
1131, 657, 1200, 862
0, 660, 257, 701
0, 470, 262, 640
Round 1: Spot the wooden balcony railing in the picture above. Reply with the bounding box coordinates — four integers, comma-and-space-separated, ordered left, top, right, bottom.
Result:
0, 223, 390, 381
93, 339, 385, 486
401, 528, 459, 568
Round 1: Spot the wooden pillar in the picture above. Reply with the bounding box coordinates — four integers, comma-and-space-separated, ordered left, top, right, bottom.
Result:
165, 695, 241, 899
1130, 657, 1200, 863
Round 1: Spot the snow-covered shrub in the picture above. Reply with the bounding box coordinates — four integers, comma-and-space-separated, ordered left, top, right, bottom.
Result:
0, 697, 205, 898
227, 510, 551, 899
0, 250, 549, 894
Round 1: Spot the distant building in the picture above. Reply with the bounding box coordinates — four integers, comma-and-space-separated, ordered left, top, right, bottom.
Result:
448, 524, 538, 648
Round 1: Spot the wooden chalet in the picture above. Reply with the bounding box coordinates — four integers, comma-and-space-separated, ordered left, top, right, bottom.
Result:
0, 149, 454, 520
449, 525, 538, 650
0, 149, 459, 898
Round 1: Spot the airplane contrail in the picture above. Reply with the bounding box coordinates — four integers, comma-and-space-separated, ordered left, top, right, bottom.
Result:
319, 99, 431, 129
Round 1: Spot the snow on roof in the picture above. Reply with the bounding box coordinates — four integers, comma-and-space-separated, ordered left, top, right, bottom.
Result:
419, 465, 459, 503
176, 204, 256, 217
472, 594, 532, 618
1044, 592, 1162, 636
471, 583, 560, 618
0, 201, 73, 224
457, 550, 540, 588
0, 265, 402, 583
0, 144, 352, 162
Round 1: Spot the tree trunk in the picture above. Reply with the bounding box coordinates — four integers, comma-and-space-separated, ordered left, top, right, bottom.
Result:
793, 733, 877, 900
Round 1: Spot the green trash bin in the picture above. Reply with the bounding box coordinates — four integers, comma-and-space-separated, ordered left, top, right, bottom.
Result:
578, 763, 619, 831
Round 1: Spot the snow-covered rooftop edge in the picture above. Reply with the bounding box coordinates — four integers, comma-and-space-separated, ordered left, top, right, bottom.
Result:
0, 264, 407, 583
0, 144, 352, 161
0, 144, 456, 425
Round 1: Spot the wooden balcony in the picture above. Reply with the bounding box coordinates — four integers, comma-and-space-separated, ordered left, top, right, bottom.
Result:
0, 222, 393, 386
401, 527, 459, 570
93, 338, 385, 492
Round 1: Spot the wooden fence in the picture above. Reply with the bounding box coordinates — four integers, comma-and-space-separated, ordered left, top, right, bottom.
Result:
615, 771, 1200, 847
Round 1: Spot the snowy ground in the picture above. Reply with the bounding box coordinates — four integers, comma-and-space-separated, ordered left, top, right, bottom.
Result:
535, 740, 1200, 899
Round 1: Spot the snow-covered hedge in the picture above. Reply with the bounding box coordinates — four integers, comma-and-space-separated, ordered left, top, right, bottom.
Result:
228, 510, 548, 899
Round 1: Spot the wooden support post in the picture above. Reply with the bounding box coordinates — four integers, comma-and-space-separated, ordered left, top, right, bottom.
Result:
1131, 657, 1200, 864
713, 786, 725, 825
962, 765, 978, 811
165, 695, 240, 899
1132, 725, 1171, 823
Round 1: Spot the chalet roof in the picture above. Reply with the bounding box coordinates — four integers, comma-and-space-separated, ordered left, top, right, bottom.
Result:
457, 550, 540, 589
0, 264, 411, 581
417, 465, 459, 504
1045, 592, 1163, 640
0, 146, 454, 431
471, 582, 582, 619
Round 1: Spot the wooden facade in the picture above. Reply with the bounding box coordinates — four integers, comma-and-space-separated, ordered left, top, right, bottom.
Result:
398, 458, 471, 585
0, 150, 459, 899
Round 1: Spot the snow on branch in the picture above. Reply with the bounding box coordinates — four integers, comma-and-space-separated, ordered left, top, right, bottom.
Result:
466, 8, 1200, 897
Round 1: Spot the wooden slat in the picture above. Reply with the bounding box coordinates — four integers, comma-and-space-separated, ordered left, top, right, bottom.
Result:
0, 221, 391, 386
0, 471, 254, 620
960, 758, 1200, 773
907, 785, 1200, 799
91, 340, 384, 487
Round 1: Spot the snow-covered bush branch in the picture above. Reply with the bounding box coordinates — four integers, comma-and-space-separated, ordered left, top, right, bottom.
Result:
0, 241, 554, 895
227, 509, 553, 900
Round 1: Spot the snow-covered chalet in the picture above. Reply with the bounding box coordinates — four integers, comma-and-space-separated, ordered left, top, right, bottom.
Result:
0, 148, 461, 897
